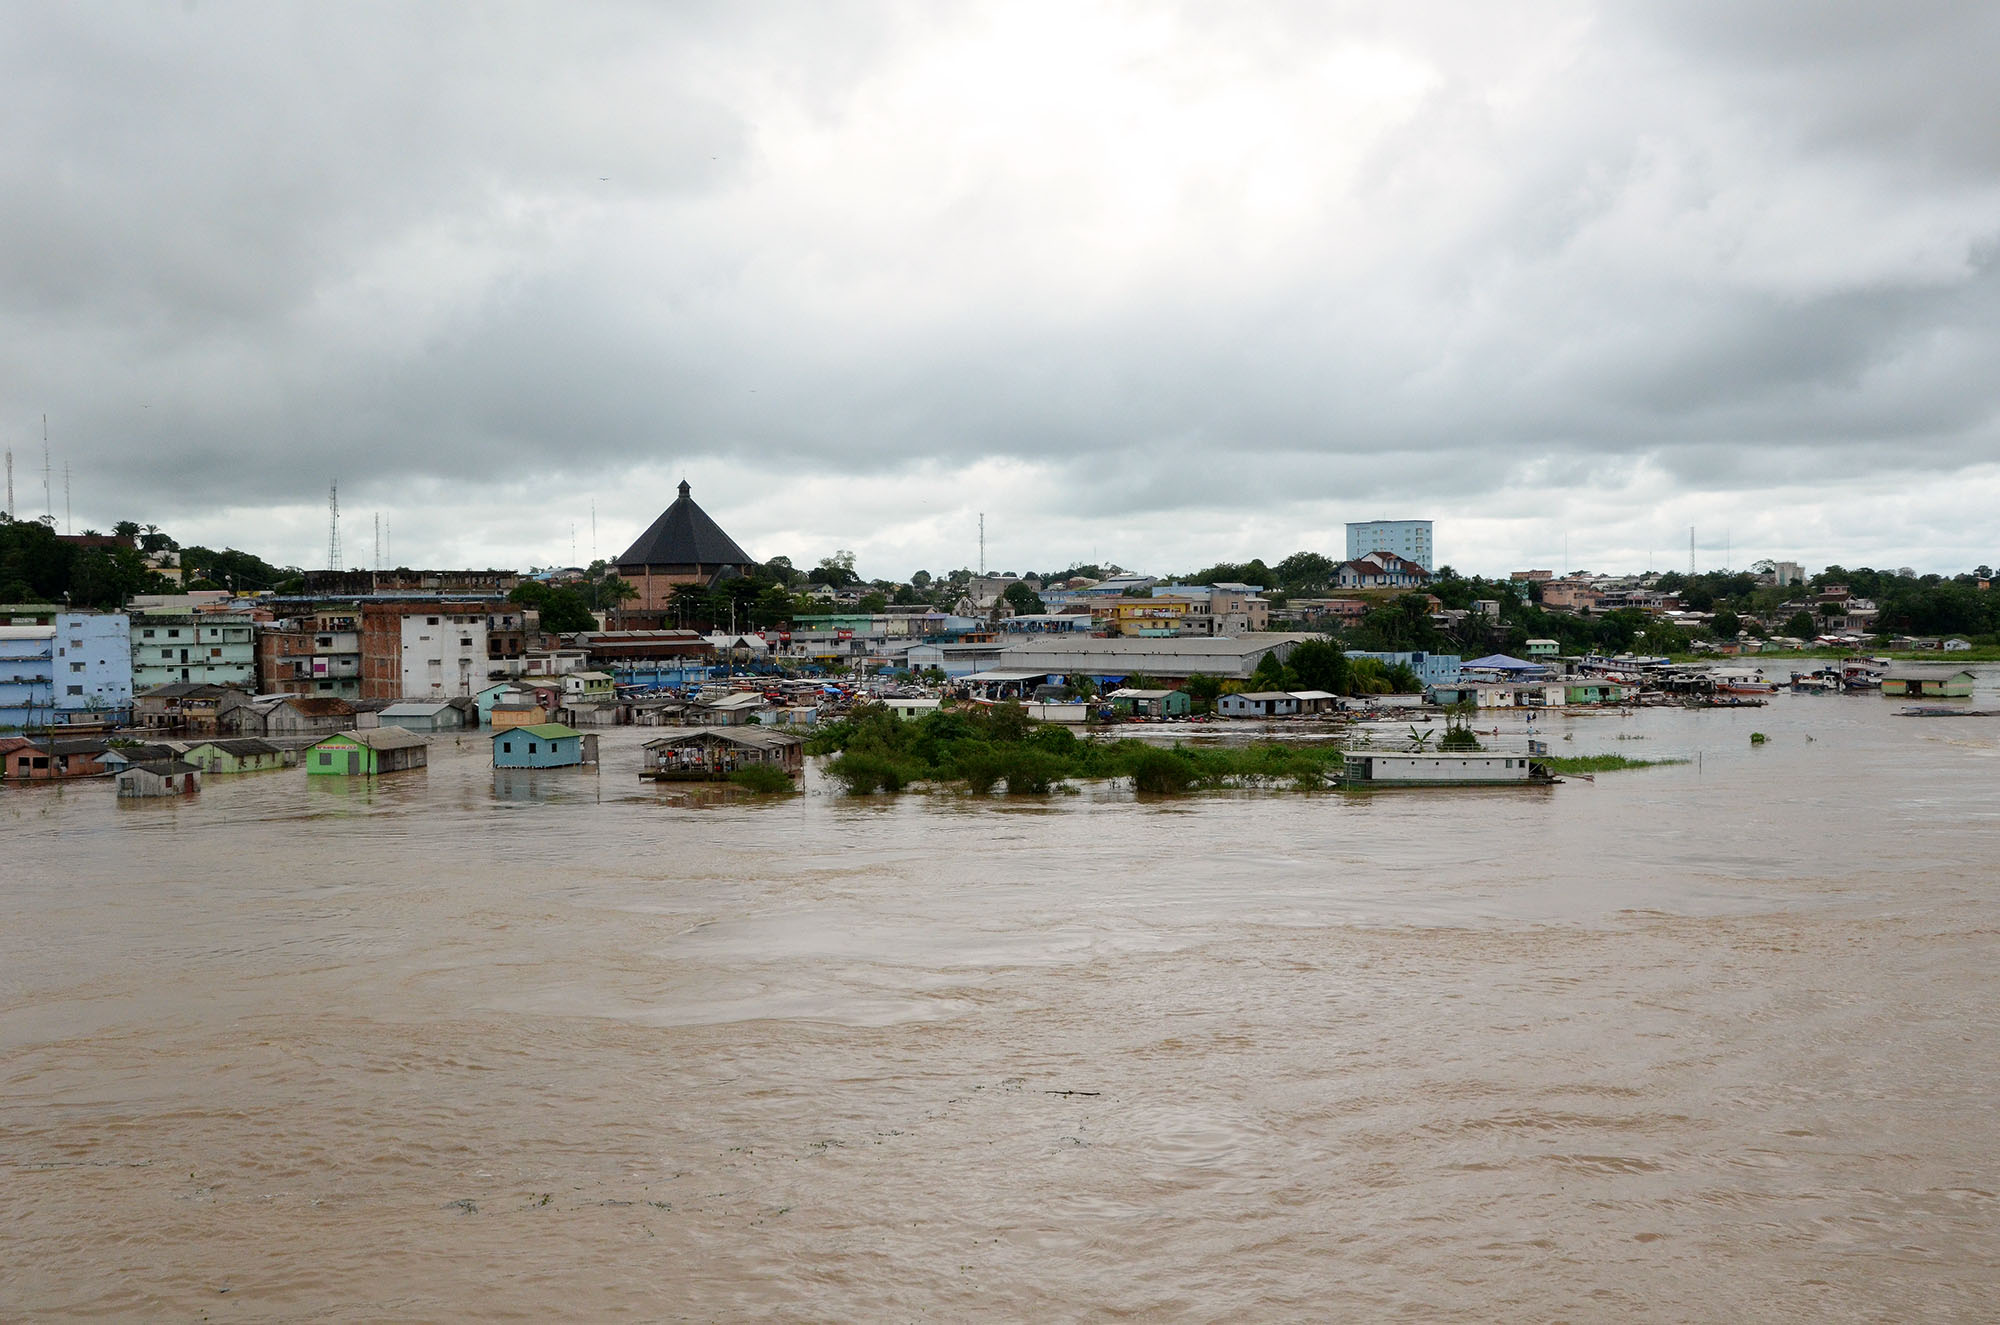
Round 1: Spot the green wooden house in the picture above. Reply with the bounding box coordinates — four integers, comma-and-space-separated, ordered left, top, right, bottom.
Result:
183, 737, 292, 774
305, 726, 429, 777
1881, 665, 1975, 698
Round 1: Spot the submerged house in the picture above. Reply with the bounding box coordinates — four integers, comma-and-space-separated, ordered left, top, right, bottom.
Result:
1218, 691, 1300, 718
377, 700, 465, 732
640, 728, 804, 781
222, 694, 356, 737
1881, 665, 1975, 699
115, 759, 200, 797
305, 726, 429, 777
1, 736, 109, 781
692, 691, 769, 726
182, 738, 292, 774
115, 759, 201, 798
1108, 688, 1190, 718
98, 742, 181, 772
491, 723, 597, 769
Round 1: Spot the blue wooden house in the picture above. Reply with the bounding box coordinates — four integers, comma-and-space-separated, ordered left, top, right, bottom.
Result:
491, 722, 596, 769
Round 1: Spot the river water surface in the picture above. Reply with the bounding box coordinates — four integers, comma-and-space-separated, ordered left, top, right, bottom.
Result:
5, 679, 1999, 1320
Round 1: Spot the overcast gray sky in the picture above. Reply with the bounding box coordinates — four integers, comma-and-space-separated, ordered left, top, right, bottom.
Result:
3, 1, 1996, 580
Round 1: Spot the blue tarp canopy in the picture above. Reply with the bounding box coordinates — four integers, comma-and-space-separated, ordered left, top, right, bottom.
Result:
1462, 654, 1545, 672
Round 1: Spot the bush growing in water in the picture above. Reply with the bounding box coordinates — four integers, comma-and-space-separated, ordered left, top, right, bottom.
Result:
810, 699, 1346, 796
728, 764, 797, 794
826, 751, 918, 794
1126, 746, 1197, 794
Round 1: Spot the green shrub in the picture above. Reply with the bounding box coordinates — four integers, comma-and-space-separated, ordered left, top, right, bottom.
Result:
827, 752, 915, 794
728, 764, 796, 794
1124, 746, 1197, 794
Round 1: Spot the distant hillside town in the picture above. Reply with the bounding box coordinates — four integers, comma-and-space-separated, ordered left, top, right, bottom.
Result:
2, 484, 1995, 741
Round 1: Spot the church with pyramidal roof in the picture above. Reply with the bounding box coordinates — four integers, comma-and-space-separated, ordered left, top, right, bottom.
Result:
613, 480, 759, 613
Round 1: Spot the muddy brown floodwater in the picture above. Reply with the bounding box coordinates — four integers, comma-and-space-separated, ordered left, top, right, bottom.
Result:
5, 677, 2000, 1320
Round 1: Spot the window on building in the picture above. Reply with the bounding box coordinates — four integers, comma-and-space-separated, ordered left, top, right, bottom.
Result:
502, 742, 512, 752
168, 629, 181, 638
67, 685, 83, 696
161, 649, 173, 659
70, 662, 84, 672
143, 629, 156, 638
427, 617, 439, 625
528, 743, 538, 753
211, 648, 222, 658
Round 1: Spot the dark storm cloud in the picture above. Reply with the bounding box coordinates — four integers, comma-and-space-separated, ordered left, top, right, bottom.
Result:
1, 1, 1995, 572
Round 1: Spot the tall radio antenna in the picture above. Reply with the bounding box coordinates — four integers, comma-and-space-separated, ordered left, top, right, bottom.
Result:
374, 512, 381, 571
979, 512, 985, 577
5, 449, 12, 518
328, 480, 341, 570
43, 414, 53, 522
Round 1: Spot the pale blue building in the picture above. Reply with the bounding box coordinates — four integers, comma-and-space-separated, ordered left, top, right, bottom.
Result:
0, 611, 132, 730
1345, 650, 1461, 686
1345, 520, 1435, 572
0, 625, 54, 732
492, 723, 594, 768
55, 612, 133, 724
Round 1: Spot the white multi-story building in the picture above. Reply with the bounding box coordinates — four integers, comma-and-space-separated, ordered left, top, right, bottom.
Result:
400, 610, 489, 697
1346, 520, 1434, 572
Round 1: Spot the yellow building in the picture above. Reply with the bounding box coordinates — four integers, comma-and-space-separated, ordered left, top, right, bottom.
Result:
1108, 598, 1195, 636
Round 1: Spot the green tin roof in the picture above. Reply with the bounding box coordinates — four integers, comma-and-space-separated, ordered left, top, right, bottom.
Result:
497, 723, 583, 740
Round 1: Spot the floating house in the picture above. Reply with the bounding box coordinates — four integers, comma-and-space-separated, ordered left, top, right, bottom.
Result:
305, 727, 429, 777
182, 738, 292, 774
1342, 751, 1551, 787
1881, 665, 1975, 699
492, 723, 597, 769
1218, 691, 1300, 718
115, 759, 201, 798
641, 728, 804, 781
1108, 688, 1190, 718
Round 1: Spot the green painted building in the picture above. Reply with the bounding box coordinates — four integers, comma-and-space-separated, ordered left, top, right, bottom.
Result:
182, 738, 292, 774
305, 726, 428, 776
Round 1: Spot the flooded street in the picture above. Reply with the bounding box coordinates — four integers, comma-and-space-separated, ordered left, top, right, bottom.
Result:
6, 681, 1999, 1320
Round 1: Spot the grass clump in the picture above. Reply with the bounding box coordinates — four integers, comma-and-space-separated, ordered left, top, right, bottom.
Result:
1542, 754, 1687, 775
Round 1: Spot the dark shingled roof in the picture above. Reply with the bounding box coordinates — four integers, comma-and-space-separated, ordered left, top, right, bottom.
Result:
615, 481, 754, 571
